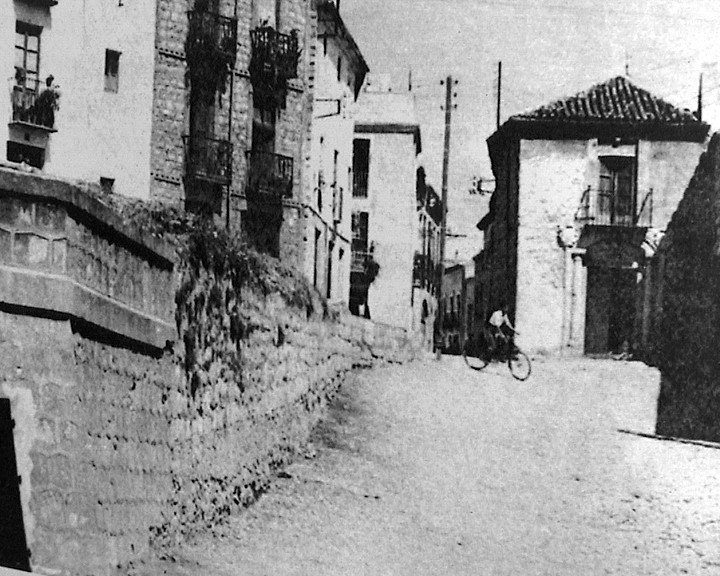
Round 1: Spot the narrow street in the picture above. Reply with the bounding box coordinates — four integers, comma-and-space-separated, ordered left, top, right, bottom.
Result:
155, 357, 720, 575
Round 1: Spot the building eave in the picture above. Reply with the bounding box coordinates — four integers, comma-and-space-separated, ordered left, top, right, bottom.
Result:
317, 0, 369, 95
355, 123, 422, 154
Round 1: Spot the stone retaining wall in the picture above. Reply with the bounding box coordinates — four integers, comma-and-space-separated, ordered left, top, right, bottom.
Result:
0, 169, 422, 576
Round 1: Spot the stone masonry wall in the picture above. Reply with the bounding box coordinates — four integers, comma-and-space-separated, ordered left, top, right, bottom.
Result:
652, 133, 720, 442
0, 170, 421, 576
150, 0, 314, 258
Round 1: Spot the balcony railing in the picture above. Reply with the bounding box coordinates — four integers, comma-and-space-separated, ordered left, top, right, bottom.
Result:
250, 26, 300, 79
576, 186, 653, 228
245, 150, 294, 200
249, 26, 300, 109
11, 81, 58, 132
186, 10, 238, 66
183, 134, 233, 186
351, 250, 371, 274
353, 171, 368, 198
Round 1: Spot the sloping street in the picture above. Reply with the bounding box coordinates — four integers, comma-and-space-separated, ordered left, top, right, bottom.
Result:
152, 357, 720, 575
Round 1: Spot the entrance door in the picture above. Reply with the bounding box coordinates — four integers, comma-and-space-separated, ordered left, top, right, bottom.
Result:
608, 269, 636, 353
0, 399, 30, 572
585, 267, 637, 354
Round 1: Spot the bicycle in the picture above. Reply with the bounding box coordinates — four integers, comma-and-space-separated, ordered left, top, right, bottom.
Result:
462, 329, 532, 381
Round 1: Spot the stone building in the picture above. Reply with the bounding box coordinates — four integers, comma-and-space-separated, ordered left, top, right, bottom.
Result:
349, 86, 422, 330
151, 0, 316, 259
302, 0, 367, 305
2, 0, 351, 267
648, 133, 720, 442
477, 76, 709, 355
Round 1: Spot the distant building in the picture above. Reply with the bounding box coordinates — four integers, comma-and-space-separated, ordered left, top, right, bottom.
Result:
477, 76, 709, 355
441, 263, 464, 353
413, 178, 443, 349
303, 0, 368, 305
350, 87, 422, 330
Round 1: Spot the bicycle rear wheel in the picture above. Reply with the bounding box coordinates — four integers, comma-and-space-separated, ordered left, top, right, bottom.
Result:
508, 349, 531, 381
463, 338, 489, 371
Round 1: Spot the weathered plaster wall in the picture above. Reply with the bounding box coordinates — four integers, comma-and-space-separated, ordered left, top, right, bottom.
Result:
515, 139, 587, 353
513, 137, 706, 354
2, 0, 156, 199
361, 132, 416, 330
636, 140, 707, 230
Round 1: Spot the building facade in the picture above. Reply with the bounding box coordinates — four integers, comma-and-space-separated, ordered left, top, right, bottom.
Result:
350, 87, 421, 330
3, 0, 350, 268
2, 0, 157, 199
478, 76, 709, 355
413, 178, 442, 350
302, 0, 367, 305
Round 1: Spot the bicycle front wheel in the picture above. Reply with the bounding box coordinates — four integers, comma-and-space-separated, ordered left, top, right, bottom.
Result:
463, 338, 489, 371
508, 349, 531, 381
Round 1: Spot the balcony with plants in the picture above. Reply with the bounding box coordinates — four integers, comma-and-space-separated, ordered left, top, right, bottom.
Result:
249, 25, 301, 109
10, 74, 60, 132
245, 150, 294, 201
185, 9, 238, 104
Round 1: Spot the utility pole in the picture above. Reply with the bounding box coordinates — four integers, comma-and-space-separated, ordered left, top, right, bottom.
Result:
698, 72, 703, 122
496, 61, 502, 129
436, 75, 455, 355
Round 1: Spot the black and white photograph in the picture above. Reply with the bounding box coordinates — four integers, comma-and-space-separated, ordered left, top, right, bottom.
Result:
1, 0, 720, 574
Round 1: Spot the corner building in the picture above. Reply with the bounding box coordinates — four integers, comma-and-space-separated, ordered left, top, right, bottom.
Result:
478, 77, 709, 356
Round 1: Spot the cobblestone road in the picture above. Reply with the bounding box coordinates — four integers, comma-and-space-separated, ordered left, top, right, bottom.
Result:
154, 356, 720, 575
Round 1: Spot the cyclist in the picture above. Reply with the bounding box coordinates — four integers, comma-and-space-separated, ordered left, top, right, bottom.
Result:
487, 304, 515, 354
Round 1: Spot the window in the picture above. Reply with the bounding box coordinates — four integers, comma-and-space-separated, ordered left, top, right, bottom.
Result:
352, 139, 370, 197
100, 177, 115, 194
337, 56, 342, 81
15, 22, 41, 89
104, 50, 120, 93
599, 156, 635, 225
7, 141, 44, 169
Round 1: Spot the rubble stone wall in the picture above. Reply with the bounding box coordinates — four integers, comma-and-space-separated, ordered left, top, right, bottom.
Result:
0, 171, 422, 576
651, 133, 720, 442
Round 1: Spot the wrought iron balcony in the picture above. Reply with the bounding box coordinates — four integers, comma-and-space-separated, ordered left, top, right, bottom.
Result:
245, 150, 294, 199
249, 26, 300, 109
186, 10, 238, 67
183, 134, 233, 186
10, 80, 58, 132
576, 186, 653, 228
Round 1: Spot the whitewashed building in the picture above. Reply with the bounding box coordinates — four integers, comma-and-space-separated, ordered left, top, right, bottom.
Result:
477, 76, 709, 355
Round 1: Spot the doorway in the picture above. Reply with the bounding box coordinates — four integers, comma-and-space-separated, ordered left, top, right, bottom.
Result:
585, 267, 637, 354
0, 399, 30, 572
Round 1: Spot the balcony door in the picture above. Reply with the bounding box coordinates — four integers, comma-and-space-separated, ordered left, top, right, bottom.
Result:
599, 157, 635, 226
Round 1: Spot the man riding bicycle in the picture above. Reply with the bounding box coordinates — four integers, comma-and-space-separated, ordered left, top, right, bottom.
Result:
487, 304, 515, 355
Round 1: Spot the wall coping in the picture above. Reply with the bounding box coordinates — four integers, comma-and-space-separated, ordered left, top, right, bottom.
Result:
0, 166, 177, 351
0, 166, 176, 267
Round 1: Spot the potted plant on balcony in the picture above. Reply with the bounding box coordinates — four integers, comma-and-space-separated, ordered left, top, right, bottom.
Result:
185, 7, 236, 105
33, 75, 60, 129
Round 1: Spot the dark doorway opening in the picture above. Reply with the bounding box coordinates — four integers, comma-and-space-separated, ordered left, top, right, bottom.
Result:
585, 267, 637, 354
0, 398, 30, 572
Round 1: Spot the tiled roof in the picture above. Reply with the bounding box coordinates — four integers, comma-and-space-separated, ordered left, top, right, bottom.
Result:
513, 76, 701, 125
